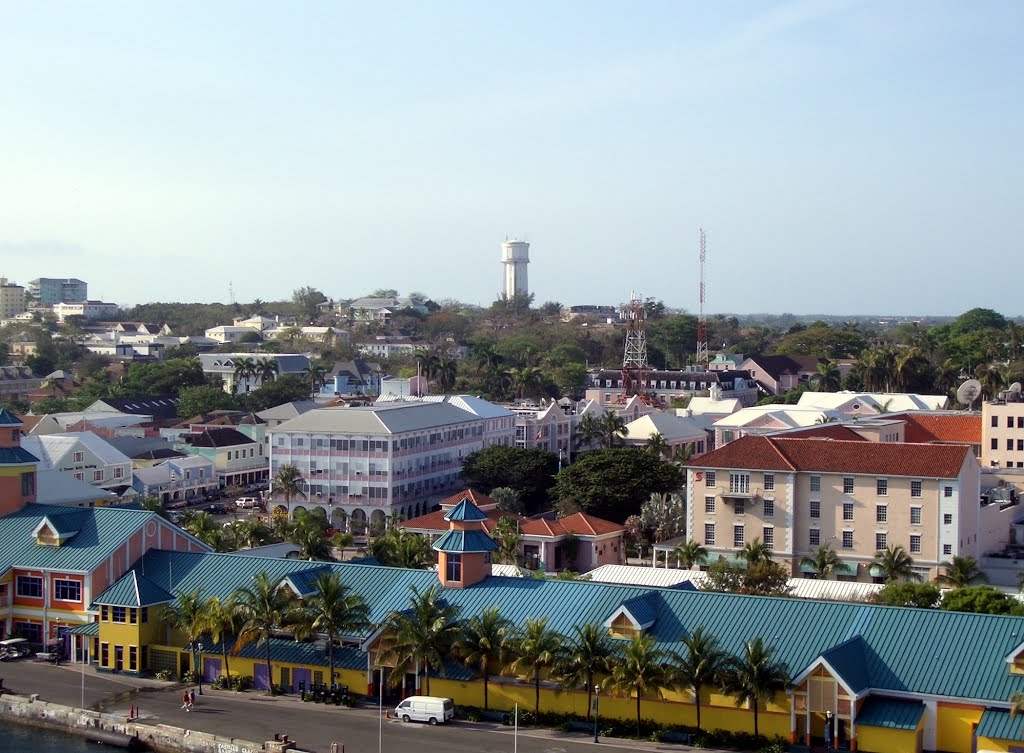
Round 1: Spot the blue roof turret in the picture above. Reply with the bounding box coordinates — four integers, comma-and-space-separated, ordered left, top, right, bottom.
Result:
444, 498, 488, 522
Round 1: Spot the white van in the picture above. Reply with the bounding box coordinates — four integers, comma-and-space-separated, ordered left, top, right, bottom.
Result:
394, 696, 455, 725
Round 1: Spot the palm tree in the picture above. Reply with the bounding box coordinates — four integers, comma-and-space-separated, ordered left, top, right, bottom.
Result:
183, 511, 223, 549
1011, 690, 1024, 717
873, 544, 918, 583
232, 573, 295, 694
668, 626, 728, 731
799, 544, 851, 579
138, 496, 170, 521
722, 638, 790, 737
435, 356, 459, 394
672, 539, 708, 570
455, 607, 512, 710
303, 363, 328, 396
738, 538, 773, 566
274, 464, 305, 505
935, 556, 987, 588
554, 624, 613, 720
606, 632, 667, 737
979, 363, 1006, 400
232, 357, 258, 393
506, 617, 564, 716
380, 585, 461, 695
257, 358, 279, 384
368, 527, 433, 568
645, 433, 671, 460
573, 412, 603, 451
291, 571, 369, 689
597, 410, 629, 448
232, 518, 274, 549
206, 595, 240, 683
811, 360, 841, 392
491, 516, 522, 566
162, 589, 210, 683
509, 366, 545, 400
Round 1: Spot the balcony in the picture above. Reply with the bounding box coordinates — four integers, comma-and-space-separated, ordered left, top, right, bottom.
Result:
721, 487, 762, 500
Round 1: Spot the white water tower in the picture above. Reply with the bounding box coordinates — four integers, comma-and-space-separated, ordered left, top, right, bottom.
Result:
501, 239, 530, 299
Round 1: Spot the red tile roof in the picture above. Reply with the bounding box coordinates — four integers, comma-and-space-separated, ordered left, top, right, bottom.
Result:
898, 413, 981, 445
401, 508, 622, 539
776, 425, 867, 441
556, 512, 624, 536
688, 434, 971, 478
437, 489, 499, 509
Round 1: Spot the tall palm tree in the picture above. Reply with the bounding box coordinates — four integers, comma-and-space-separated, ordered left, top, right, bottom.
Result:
206, 595, 240, 682
257, 358, 279, 384
934, 358, 961, 395
274, 464, 305, 505
979, 363, 1006, 400
368, 527, 433, 568
738, 538, 773, 566
935, 556, 988, 588
491, 516, 522, 566
811, 360, 841, 392
722, 638, 790, 737
507, 617, 564, 717
303, 363, 328, 396
454, 607, 512, 710
668, 626, 728, 731
645, 433, 671, 460
183, 511, 224, 549
509, 366, 545, 400
232, 518, 274, 549
799, 544, 851, 579
606, 632, 667, 737
573, 412, 603, 451
232, 573, 295, 694
873, 544, 918, 583
554, 624, 614, 720
597, 410, 629, 448
380, 585, 461, 695
232, 357, 258, 393
162, 589, 210, 683
435, 356, 459, 394
671, 539, 709, 570
291, 571, 370, 689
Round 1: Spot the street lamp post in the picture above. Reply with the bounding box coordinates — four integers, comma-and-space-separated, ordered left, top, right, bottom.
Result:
593, 685, 600, 743
196, 641, 204, 695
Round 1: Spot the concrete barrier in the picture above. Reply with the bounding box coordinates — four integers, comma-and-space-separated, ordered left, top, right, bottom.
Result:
0, 694, 314, 753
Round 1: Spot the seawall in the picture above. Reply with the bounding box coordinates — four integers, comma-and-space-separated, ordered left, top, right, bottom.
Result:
0, 692, 313, 753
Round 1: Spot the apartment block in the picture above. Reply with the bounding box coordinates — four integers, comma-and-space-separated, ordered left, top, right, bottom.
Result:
0, 279, 26, 319
982, 397, 1024, 468
28, 277, 87, 306
684, 435, 998, 581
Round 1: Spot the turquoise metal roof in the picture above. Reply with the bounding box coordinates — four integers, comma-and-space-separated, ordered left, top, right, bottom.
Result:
619, 594, 659, 628
40, 509, 90, 537
432, 530, 497, 553
976, 708, 1024, 741
0, 503, 191, 573
283, 565, 334, 597
855, 697, 924, 730
0, 409, 23, 426
444, 499, 488, 522
820, 636, 871, 693
0, 447, 38, 465
93, 571, 175, 608
68, 622, 99, 636
130, 549, 1024, 705
204, 637, 368, 672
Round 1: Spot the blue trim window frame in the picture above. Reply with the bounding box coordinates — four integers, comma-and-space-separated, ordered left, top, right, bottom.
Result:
53, 579, 80, 602
111, 607, 127, 623
16, 575, 42, 598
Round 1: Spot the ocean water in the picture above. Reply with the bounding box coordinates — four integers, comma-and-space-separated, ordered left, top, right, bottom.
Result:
0, 720, 96, 752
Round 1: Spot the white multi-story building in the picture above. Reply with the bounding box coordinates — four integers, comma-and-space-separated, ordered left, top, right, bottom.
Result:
198, 353, 310, 394
268, 401, 514, 530
20, 432, 134, 495
52, 300, 119, 322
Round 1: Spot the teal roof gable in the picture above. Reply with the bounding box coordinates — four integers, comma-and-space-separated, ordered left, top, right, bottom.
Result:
0, 408, 22, 426
855, 697, 925, 730
977, 708, 1024, 741
818, 636, 872, 694
93, 571, 175, 608
0, 447, 38, 465
432, 529, 498, 553
444, 498, 488, 522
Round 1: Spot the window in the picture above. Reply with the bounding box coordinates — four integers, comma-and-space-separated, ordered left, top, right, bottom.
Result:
943, 544, 952, 556
992, 438, 999, 450
53, 579, 80, 602
1009, 416, 1015, 429
21, 472, 35, 496
910, 506, 922, 525
1008, 439, 1014, 451
113, 467, 124, 479
101, 606, 108, 621
445, 554, 462, 582
73, 451, 84, 463
763, 474, 774, 491
943, 513, 953, 525
911, 480, 922, 498
16, 575, 42, 598
810, 475, 821, 493
763, 499, 774, 517
876, 504, 887, 523
944, 486, 953, 498
733, 524, 745, 547
910, 534, 922, 554
129, 646, 138, 671
74, 472, 84, 482
111, 607, 127, 623
734, 500, 745, 516
130, 608, 137, 625
876, 478, 888, 496
842, 531, 854, 549
875, 532, 887, 551
93, 470, 104, 482
101, 643, 109, 667
809, 528, 820, 547
843, 477, 854, 494
705, 472, 716, 487
140, 607, 148, 624
810, 500, 820, 519
729, 473, 750, 494
14, 622, 42, 644
704, 496, 716, 514
1019, 416, 1024, 429
704, 523, 715, 546
992, 416, 999, 427
762, 526, 774, 548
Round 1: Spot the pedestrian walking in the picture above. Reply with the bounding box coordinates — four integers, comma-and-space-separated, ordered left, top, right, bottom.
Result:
189, 689, 196, 709
181, 691, 190, 711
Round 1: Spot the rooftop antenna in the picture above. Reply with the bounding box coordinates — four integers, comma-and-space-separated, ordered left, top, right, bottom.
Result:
228, 281, 235, 305
618, 291, 652, 404
696, 229, 709, 368
956, 379, 982, 410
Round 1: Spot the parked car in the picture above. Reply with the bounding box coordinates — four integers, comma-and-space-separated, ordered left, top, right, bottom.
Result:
203, 489, 225, 501
394, 696, 455, 725
204, 503, 229, 515
235, 497, 259, 509
168, 510, 183, 524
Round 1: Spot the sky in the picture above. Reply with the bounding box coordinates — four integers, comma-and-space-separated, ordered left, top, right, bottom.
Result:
1, 1, 1021, 316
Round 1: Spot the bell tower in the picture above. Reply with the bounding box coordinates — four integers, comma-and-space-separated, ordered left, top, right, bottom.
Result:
0, 409, 38, 516
432, 497, 497, 589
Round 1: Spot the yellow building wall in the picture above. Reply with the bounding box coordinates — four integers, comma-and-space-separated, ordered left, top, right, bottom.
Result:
97, 618, 144, 671
857, 726, 919, 753
977, 734, 1024, 753
937, 703, 985, 753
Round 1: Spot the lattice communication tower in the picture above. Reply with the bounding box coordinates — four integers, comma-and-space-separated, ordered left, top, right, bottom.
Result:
619, 292, 652, 403
696, 229, 709, 367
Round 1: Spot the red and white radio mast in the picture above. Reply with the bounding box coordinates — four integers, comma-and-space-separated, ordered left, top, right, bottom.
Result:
696, 229, 709, 368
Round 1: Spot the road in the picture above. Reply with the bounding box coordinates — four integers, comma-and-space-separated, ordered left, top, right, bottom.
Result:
0, 660, 714, 753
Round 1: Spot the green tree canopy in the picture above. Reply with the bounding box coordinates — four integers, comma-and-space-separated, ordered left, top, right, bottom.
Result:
552, 448, 682, 522
239, 374, 312, 411
948, 307, 1007, 337
771, 325, 867, 359
177, 385, 240, 418
122, 358, 207, 397
461, 446, 559, 512
872, 582, 941, 609
941, 585, 1024, 615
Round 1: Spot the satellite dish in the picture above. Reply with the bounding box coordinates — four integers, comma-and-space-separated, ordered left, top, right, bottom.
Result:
956, 379, 982, 410
1011, 382, 1022, 395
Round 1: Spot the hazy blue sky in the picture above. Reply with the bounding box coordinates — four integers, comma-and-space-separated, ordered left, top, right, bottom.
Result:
1, 1, 1021, 315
